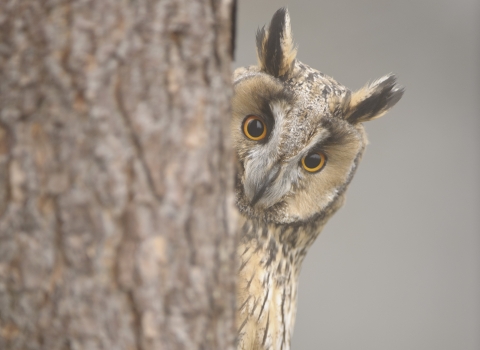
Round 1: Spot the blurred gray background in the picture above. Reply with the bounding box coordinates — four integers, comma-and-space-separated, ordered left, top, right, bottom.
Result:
234, 1, 480, 349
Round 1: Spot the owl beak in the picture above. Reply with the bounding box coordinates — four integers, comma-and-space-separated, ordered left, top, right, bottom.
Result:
249, 165, 281, 207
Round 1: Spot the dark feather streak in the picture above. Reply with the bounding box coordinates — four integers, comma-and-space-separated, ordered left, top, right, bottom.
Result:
257, 288, 270, 320
265, 237, 278, 267
262, 313, 270, 346
239, 295, 252, 312
280, 288, 287, 349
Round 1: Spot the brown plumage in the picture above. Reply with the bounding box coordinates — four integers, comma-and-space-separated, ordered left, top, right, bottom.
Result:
233, 8, 403, 350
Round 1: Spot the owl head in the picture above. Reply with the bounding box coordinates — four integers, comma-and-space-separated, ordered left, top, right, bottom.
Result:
232, 8, 403, 226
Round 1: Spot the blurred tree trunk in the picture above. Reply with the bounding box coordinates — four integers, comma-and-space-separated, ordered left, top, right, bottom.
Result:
0, 1, 236, 349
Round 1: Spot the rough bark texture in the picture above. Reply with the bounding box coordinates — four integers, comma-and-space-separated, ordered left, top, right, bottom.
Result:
0, 1, 236, 349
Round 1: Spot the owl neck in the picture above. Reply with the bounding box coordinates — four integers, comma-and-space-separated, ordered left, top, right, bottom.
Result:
236, 215, 326, 350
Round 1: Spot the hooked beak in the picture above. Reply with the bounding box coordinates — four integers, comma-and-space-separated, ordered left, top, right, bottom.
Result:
249, 165, 281, 207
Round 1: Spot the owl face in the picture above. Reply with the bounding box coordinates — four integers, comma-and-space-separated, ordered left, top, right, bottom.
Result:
232, 70, 365, 224
232, 9, 403, 225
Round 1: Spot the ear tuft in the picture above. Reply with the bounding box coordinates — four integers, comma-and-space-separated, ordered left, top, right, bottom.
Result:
344, 74, 404, 124
256, 8, 297, 79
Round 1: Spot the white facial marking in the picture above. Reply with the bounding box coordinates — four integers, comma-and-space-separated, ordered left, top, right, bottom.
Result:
244, 101, 335, 209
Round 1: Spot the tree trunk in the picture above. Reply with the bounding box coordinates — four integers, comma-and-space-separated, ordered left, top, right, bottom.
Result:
0, 1, 236, 349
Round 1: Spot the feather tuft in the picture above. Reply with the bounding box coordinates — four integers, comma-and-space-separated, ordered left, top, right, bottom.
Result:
344, 73, 404, 124
256, 8, 297, 78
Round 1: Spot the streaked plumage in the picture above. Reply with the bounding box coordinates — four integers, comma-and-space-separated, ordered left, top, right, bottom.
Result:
233, 8, 403, 350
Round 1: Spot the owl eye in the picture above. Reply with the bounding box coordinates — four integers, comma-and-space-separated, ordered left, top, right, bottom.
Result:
243, 115, 267, 141
301, 152, 327, 173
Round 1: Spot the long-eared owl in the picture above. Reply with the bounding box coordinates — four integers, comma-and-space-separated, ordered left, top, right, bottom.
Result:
233, 8, 404, 350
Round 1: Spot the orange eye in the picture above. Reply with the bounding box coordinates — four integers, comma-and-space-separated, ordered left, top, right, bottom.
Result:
301, 152, 327, 173
243, 115, 267, 141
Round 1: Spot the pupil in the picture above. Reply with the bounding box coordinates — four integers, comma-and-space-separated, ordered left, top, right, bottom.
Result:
247, 119, 264, 137
305, 153, 321, 168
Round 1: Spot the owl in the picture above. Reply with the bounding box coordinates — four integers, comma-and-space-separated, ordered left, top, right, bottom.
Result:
232, 8, 403, 350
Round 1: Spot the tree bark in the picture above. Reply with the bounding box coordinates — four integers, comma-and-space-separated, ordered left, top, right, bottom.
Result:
0, 1, 236, 349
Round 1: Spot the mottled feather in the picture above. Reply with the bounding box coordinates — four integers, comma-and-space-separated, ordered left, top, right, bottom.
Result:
233, 8, 403, 350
